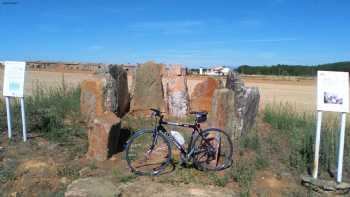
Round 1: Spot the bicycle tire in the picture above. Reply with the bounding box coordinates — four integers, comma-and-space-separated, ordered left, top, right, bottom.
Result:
192, 128, 233, 171
125, 129, 172, 176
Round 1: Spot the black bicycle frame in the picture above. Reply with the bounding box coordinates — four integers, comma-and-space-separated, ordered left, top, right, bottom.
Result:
153, 116, 203, 157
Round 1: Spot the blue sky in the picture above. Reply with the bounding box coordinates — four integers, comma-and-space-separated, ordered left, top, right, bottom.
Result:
0, 0, 349, 67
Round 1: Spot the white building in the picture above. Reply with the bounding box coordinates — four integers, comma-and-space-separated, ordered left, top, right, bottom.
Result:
200, 66, 230, 76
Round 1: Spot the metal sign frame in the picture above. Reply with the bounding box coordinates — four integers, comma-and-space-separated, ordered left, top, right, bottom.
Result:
2, 61, 27, 142
313, 111, 347, 183
313, 71, 349, 183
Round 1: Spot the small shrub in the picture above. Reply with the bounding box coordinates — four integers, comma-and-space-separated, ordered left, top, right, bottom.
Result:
239, 190, 251, 197
0, 82, 85, 143
263, 103, 350, 175
0, 164, 16, 184
88, 161, 98, 170
231, 158, 255, 188
56, 164, 80, 178
255, 155, 269, 170
240, 131, 261, 152
239, 128, 269, 170
208, 172, 229, 187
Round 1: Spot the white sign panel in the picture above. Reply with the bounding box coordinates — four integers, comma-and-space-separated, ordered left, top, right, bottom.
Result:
317, 71, 349, 113
3, 61, 26, 97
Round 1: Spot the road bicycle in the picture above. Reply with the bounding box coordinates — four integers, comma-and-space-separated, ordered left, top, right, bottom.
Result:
125, 108, 233, 176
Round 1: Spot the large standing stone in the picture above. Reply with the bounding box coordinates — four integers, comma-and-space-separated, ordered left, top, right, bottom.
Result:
106, 65, 130, 117
80, 79, 106, 122
131, 61, 165, 114
86, 112, 121, 161
65, 177, 120, 197
226, 71, 260, 136
190, 77, 219, 112
166, 76, 189, 117
209, 88, 237, 140
166, 64, 186, 76
80, 65, 129, 121
162, 65, 189, 117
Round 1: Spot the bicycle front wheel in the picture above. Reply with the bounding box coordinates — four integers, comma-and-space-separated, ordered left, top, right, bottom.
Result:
192, 128, 233, 171
125, 129, 172, 176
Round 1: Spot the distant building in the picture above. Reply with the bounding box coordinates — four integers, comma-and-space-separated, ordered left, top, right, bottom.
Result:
199, 66, 230, 76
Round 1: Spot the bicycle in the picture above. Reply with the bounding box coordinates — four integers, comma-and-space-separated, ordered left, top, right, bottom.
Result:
125, 108, 233, 176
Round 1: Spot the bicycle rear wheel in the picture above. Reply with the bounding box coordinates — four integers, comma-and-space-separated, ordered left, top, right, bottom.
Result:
125, 129, 172, 175
192, 128, 233, 171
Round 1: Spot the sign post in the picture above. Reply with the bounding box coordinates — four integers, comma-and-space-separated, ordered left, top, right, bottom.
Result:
337, 112, 347, 183
312, 111, 323, 179
2, 61, 27, 142
313, 71, 349, 183
5, 97, 12, 138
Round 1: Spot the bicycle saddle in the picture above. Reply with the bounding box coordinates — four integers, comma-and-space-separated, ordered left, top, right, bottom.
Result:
150, 108, 165, 116
190, 111, 208, 123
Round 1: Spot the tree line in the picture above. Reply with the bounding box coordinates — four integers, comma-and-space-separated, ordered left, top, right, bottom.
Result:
235, 61, 350, 76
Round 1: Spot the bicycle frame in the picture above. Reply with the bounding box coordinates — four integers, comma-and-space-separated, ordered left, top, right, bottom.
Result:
153, 115, 205, 159
125, 109, 233, 175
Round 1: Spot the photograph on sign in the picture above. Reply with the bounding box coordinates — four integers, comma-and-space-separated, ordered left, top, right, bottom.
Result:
317, 71, 349, 112
2, 61, 26, 97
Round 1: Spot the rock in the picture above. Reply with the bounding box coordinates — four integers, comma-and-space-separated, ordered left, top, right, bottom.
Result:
301, 175, 350, 195
226, 71, 242, 92
241, 87, 260, 133
10, 192, 18, 197
226, 71, 260, 136
65, 177, 120, 197
80, 79, 106, 122
131, 61, 165, 114
79, 167, 91, 177
166, 64, 186, 76
9, 159, 59, 196
80, 65, 129, 121
104, 65, 130, 117
166, 76, 189, 117
209, 88, 237, 140
16, 159, 57, 177
86, 112, 121, 161
190, 77, 219, 112
60, 177, 70, 185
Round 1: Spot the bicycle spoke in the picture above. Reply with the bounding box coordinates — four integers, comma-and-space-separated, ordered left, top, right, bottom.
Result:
192, 129, 233, 171
126, 130, 171, 175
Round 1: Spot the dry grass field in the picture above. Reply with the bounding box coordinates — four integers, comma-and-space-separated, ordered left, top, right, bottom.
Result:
0, 70, 98, 96
242, 76, 317, 112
